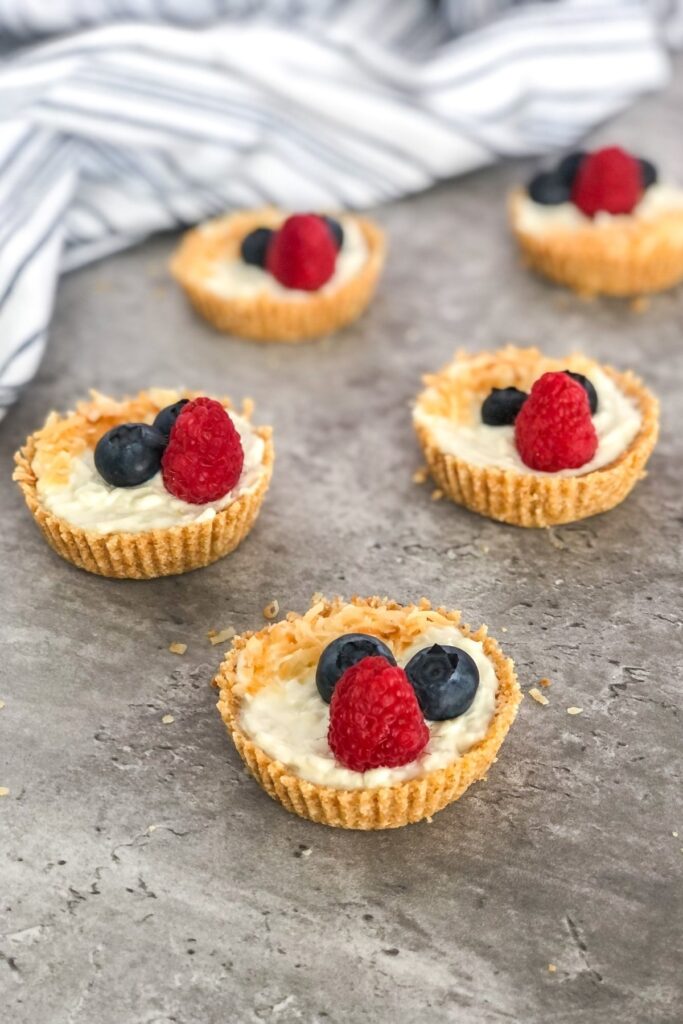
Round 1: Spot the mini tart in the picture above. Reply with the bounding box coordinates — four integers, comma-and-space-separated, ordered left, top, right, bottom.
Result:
413, 346, 659, 528
13, 389, 274, 579
170, 207, 386, 342
509, 188, 683, 296
214, 596, 521, 830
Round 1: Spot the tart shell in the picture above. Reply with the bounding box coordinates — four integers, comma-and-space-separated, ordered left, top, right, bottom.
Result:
13, 391, 274, 580
413, 347, 659, 528
509, 189, 683, 297
170, 208, 386, 342
214, 596, 521, 830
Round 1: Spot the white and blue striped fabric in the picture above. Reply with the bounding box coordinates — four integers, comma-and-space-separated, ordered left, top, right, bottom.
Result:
0, 0, 681, 419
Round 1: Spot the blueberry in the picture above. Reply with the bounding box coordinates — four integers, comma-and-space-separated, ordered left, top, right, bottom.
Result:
528, 172, 570, 205
153, 399, 188, 438
556, 150, 586, 186
94, 423, 166, 488
404, 644, 479, 721
322, 216, 344, 249
639, 158, 657, 189
240, 227, 274, 268
481, 387, 528, 426
316, 633, 396, 703
564, 370, 598, 414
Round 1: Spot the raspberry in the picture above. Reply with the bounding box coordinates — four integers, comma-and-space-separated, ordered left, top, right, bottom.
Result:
161, 397, 244, 504
328, 657, 429, 772
266, 214, 337, 291
571, 146, 642, 217
515, 372, 598, 473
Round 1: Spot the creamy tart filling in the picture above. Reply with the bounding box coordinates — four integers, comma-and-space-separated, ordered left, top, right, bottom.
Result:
237, 624, 498, 790
33, 395, 267, 534
414, 361, 641, 478
514, 183, 683, 235
204, 215, 368, 300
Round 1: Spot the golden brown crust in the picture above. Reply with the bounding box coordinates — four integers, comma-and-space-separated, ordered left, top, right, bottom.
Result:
213, 596, 522, 830
413, 346, 659, 528
13, 389, 274, 579
509, 189, 683, 296
170, 208, 386, 342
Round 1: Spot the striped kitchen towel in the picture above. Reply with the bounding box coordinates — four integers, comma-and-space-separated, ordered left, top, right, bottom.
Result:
0, 0, 679, 418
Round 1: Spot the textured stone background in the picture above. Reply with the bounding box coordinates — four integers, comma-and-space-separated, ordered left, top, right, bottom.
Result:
1, 58, 681, 1024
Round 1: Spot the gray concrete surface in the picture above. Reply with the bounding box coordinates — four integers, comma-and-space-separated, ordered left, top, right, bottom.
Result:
2, 61, 682, 1024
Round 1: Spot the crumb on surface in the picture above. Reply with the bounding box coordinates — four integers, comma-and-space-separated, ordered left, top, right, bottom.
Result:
412, 466, 428, 484
0, 699, 5, 709
672, 831, 678, 838
0, 787, 9, 797
529, 688, 549, 706
539, 677, 552, 688
207, 627, 236, 646
169, 642, 187, 655
548, 964, 557, 973
263, 600, 280, 620
161, 714, 175, 725
546, 527, 567, 550
567, 706, 583, 715
431, 488, 444, 501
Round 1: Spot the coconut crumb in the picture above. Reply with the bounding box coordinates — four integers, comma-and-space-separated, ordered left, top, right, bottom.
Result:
412, 466, 428, 485
548, 964, 557, 973
431, 488, 444, 501
263, 600, 280, 620
0, 700, 5, 709
161, 714, 175, 725
207, 627, 236, 646
0, 787, 9, 797
672, 831, 678, 838
630, 296, 650, 314
546, 527, 567, 550
168, 642, 187, 655
529, 688, 549, 706
538, 677, 552, 688
566, 706, 583, 716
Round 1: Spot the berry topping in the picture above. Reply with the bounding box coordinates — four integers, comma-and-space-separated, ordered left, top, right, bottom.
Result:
153, 399, 189, 438
564, 370, 598, 415
571, 146, 642, 217
161, 397, 244, 504
240, 227, 274, 268
316, 633, 396, 703
94, 424, 166, 488
528, 171, 570, 206
639, 158, 658, 189
328, 657, 429, 772
481, 386, 528, 426
266, 214, 337, 291
556, 150, 586, 186
404, 644, 479, 721
515, 371, 598, 472
322, 215, 344, 249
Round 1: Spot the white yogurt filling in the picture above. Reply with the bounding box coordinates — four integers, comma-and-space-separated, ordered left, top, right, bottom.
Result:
515, 183, 683, 235
205, 216, 368, 300
239, 625, 498, 790
414, 366, 641, 478
35, 412, 266, 534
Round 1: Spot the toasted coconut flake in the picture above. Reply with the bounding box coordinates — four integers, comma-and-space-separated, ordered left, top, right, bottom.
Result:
208, 627, 236, 646
529, 688, 549, 706
169, 642, 187, 655
161, 714, 175, 725
566, 706, 583, 715
548, 964, 557, 973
